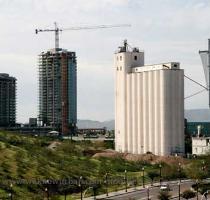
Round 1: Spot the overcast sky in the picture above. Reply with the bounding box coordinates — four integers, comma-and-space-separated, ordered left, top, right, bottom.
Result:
0, 0, 210, 123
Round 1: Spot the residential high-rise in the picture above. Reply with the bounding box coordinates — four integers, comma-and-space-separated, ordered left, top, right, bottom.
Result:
0, 73, 16, 127
115, 41, 185, 156
38, 48, 77, 135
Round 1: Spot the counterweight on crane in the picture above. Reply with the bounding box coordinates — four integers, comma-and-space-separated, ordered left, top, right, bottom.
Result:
35, 22, 131, 49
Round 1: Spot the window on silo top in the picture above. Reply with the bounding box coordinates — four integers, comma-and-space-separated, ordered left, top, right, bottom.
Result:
134, 55, 137, 60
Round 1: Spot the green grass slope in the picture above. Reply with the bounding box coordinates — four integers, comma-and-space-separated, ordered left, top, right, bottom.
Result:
0, 131, 210, 200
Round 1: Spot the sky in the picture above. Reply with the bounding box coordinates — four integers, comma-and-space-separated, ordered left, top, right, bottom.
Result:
0, 0, 210, 123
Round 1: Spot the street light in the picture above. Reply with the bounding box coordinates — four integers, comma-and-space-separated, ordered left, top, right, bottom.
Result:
147, 186, 150, 200
79, 176, 83, 200
105, 173, 108, 196
45, 187, 49, 200
93, 185, 97, 200
202, 160, 206, 171
64, 190, 67, 200
142, 167, 145, 188
178, 162, 182, 183
196, 179, 199, 200
178, 182, 181, 200
124, 170, 128, 192
134, 178, 137, 190
159, 164, 162, 185
9, 183, 13, 200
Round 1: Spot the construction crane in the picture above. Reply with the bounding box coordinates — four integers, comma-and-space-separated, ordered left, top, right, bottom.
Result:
35, 22, 131, 49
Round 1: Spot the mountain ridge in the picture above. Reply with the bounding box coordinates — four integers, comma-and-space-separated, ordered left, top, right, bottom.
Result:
78, 109, 210, 129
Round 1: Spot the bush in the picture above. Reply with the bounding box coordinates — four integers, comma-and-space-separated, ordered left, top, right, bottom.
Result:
181, 189, 196, 199
158, 191, 171, 200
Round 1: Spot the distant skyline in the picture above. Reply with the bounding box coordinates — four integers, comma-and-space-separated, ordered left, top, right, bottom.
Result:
0, 0, 210, 123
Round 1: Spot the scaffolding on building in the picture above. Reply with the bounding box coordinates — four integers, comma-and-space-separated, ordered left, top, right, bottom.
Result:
38, 49, 77, 135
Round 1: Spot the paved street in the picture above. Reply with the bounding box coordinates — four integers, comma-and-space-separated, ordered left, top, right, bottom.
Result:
83, 180, 208, 200
103, 181, 193, 200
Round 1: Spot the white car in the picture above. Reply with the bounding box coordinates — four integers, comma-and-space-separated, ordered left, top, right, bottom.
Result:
160, 183, 171, 191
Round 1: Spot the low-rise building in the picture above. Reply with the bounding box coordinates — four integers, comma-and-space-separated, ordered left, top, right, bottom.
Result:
192, 137, 210, 155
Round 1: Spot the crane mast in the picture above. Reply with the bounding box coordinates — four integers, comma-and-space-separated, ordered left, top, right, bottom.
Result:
54, 22, 59, 49
35, 22, 131, 50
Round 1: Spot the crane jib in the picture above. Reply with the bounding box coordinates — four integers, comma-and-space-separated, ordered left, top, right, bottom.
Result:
35, 22, 131, 50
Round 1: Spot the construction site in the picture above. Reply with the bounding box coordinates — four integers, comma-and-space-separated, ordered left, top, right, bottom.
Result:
38, 48, 77, 135
36, 22, 130, 135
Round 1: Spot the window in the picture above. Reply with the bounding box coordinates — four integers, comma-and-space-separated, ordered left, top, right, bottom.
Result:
117, 67, 119, 71
120, 66, 122, 71
134, 55, 137, 60
120, 56, 122, 61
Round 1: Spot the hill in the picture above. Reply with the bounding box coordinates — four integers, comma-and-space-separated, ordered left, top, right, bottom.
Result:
185, 109, 210, 122
77, 109, 210, 130
77, 119, 114, 130
0, 131, 209, 199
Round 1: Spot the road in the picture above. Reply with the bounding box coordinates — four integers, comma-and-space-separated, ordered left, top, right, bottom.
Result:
84, 180, 208, 200
63, 135, 114, 141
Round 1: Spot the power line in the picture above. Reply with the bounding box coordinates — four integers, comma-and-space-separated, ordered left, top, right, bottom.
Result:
184, 75, 208, 90
184, 89, 206, 100
184, 74, 209, 100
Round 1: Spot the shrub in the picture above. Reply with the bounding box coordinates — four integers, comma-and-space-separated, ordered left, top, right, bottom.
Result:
181, 189, 196, 199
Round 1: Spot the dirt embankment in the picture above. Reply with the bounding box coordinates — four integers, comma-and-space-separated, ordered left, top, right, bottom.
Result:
92, 149, 187, 165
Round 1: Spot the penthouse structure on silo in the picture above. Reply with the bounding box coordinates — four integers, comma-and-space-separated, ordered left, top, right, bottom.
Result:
115, 41, 184, 156
0, 73, 16, 127
38, 48, 77, 135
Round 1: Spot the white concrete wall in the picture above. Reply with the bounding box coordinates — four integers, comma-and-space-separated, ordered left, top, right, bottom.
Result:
115, 50, 185, 156
192, 138, 210, 155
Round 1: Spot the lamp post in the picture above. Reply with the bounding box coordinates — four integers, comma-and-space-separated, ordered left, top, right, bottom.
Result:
124, 170, 128, 192
45, 187, 49, 200
202, 160, 206, 171
147, 186, 150, 200
178, 182, 181, 200
79, 176, 83, 200
178, 162, 181, 183
93, 185, 97, 200
196, 179, 199, 200
142, 167, 145, 188
134, 178, 137, 190
105, 173, 108, 196
64, 191, 67, 200
159, 164, 162, 185
9, 183, 13, 200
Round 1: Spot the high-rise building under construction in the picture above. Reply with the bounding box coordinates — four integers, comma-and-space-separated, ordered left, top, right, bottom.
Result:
38, 48, 77, 135
0, 73, 16, 127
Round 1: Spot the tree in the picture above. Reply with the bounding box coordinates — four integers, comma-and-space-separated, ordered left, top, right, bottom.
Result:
181, 190, 196, 199
158, 191, 171, 200
147, 171, 159, 186
185, 162, 207, 181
